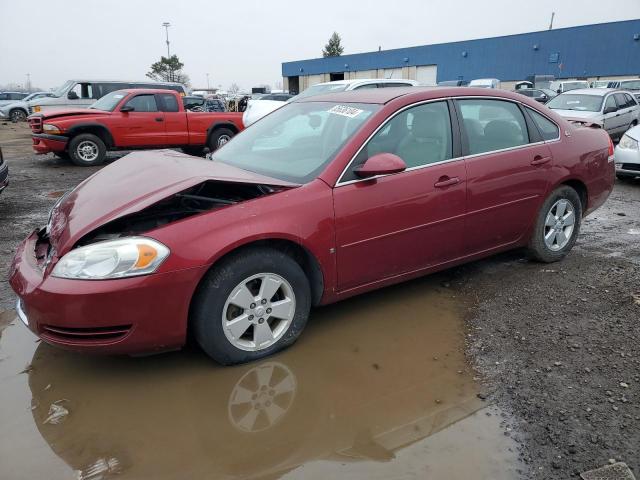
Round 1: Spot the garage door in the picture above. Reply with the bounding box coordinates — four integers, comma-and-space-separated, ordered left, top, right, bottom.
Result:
383, 68, 403, 79
416, 65, 438, 85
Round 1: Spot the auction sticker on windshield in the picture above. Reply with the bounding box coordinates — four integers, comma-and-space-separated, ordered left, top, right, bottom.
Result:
328, 105, 364, 118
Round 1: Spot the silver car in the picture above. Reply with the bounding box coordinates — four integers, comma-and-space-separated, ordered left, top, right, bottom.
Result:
614, 124, 640, 180
0, 91, 54, 122
546, 88, 639, 139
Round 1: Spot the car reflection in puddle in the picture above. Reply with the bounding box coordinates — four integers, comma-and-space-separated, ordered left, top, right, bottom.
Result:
25, 276, 522, 479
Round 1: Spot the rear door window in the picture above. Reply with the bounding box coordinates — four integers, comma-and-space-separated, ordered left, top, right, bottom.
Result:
526, 108, 560, 141
457, 99, 529, 155
158, 94, 179, 112
124, 94, 158, 112
614, 93, 630, 109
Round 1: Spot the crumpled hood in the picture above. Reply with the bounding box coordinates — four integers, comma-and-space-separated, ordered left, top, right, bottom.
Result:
47, 150, 299, 256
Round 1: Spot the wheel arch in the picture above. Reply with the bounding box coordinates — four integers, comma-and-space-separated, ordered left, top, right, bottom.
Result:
206, 122, 239, 142
558, 178, 588, 215
67, 123, 115, 149
190, 237, 325, 315
9, 106, 28, 116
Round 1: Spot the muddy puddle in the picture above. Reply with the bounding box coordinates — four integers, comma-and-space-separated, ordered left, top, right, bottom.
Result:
0, 277, 522, 480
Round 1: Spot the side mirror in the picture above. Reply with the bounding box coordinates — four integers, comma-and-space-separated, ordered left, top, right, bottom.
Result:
556, 89, 561, 94
120, 105, 134, 113
603, 106, 618, 114
67, 91, 79, 100
354, 153, 406, 179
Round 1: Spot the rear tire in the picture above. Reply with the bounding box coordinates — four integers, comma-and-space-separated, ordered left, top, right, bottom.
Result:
191, 247, 311, 365
527, 186, 582, 263
207, 128, 235, 152
68, 134, 106, 166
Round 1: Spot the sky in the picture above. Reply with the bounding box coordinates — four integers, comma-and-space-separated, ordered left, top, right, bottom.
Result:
1, 0, 639, 91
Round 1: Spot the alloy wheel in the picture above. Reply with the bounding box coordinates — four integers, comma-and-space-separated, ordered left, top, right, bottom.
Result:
222, 273, 296, 351
544, 199, 576, 251
217, 135, 231, 148
76, 140, 99, 162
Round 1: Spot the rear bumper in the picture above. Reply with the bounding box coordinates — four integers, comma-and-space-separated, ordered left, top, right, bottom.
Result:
32, 133, 68, 154
9, 231, 206, 355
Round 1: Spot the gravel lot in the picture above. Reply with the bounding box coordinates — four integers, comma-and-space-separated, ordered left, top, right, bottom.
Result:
0, 121, 639, 479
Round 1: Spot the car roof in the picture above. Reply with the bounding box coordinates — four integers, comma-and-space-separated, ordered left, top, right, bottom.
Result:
294, 86, 525, 105
116, 88, 181, 94
561, 88, 616, 96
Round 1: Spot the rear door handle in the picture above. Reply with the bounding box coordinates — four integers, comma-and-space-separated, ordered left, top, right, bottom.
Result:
155, 117, 164, 122
434, 176, 460, 188
531, 155, 551, 166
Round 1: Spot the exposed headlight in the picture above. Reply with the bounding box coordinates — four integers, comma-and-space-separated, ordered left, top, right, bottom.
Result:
619, 134, 639, 150
52, 237, 170, 280
43, 123, 64, 135
33, 105, 41, 112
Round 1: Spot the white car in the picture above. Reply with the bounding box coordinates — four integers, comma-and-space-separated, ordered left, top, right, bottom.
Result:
242, 93, 294, 127
469, 78, 501, 89
243, 79, 420, 126
0, 91, 54, 122
546, 88, 639, 139
614, 125, 640, 180
549, 80, 590, 94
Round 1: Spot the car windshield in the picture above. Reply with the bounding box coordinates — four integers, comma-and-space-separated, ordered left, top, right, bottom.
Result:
294, 83, 349, 100
547, 94, 604, 112
89, 90, 127, 111
22, 92, 42, 102
51, 80, 74, 98
213, 101, 379, 183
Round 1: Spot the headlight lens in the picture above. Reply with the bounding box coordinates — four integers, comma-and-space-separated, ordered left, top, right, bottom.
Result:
34, 105, 41, 112
619, 134, 639, 150
52, 237, 170, 280
43, 123, 64, 135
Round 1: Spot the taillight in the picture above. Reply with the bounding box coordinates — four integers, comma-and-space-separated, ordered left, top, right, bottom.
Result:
608, 136, 615, 158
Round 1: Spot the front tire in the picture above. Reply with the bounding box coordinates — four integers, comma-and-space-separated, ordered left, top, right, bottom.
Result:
192, 247, 311, 365
207, 128, 235, 152
9, 109, 27, 123
527, 186, 582, 263
68, 134, 106, 166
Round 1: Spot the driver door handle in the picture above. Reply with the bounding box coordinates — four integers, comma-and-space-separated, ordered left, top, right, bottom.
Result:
531, 155, 551, 166
155, 117, 164, 122
434, 176, 460, 188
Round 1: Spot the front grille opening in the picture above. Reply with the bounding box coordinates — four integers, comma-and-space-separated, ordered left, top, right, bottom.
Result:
41, 324, 132, 342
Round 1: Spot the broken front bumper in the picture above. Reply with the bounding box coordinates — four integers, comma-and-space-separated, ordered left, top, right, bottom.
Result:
9, 230, 205, 355
32, 133, 68, 154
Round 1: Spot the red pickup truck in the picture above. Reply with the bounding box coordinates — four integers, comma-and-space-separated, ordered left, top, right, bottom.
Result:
28, 89, 244, 166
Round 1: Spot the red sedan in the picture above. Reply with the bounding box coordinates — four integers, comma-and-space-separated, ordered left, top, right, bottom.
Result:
10, 87, 614, 364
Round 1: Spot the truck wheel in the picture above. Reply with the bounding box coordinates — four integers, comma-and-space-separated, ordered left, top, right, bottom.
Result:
527, 186, 582, 263
9, 109, 27, 123
191, 247, 311, 365
208, 128, 235, 152
69, 134, 106, 166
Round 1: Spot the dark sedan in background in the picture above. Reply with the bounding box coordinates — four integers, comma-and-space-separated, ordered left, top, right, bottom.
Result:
514, 88, 557, 104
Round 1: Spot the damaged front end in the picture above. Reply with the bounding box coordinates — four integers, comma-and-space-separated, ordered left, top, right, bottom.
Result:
76, 180, 287, 246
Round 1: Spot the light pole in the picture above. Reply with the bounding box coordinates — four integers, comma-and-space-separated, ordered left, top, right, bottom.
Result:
25, 73, 31, 93
162, 22, 171, 57
206, 73, 210, 91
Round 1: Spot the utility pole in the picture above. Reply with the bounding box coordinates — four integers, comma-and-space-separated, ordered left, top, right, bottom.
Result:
548, 12, 555, 30
206, 73, 210, 90
25, 73, 31, 92
162, 22, 171, 57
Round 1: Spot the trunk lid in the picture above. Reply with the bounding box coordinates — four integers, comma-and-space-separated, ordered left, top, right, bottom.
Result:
47, 150, 299, 257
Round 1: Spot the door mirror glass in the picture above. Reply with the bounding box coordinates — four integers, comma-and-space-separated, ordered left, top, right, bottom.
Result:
603, 106, 618, 114
67, 91, 79, 100
354, 153, 406, 178
120, 105, 134, 112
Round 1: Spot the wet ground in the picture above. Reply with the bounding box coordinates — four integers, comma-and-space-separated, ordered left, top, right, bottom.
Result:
0, 122, 639, 479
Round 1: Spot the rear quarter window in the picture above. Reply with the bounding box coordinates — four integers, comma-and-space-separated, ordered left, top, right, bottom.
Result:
527, 108, 560, 141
